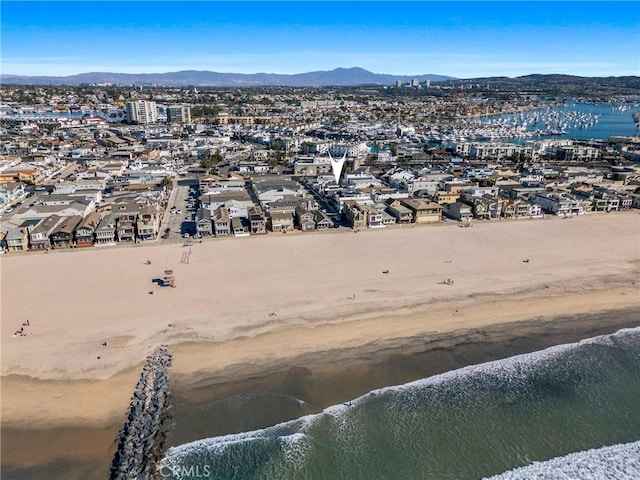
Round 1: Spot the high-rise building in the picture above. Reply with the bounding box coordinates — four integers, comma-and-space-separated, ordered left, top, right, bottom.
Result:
125, 101, 158, 124
395, 80, 403, 87
166, 105, 192, 124
411, 78, 419, 87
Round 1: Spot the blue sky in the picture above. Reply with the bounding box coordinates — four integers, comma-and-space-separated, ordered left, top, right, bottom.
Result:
2, 1, 639, 78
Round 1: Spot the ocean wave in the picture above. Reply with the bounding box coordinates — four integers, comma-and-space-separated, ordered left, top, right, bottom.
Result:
484, 440, 640, 480
159, 326, 640, 480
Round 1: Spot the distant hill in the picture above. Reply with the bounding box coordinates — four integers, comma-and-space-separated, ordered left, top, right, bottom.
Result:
0, 67, 455, 87
449, 74, 640, 90
446, 74, 640, 99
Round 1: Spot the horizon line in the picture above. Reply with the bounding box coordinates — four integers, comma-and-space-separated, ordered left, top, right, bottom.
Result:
2, 67, 637, 80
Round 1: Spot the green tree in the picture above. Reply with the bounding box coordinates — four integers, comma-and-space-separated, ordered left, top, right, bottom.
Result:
161, 176, 173, 188
200, 151, 223, 172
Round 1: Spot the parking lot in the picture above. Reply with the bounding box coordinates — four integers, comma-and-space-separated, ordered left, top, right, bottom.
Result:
160, 179, 201, 241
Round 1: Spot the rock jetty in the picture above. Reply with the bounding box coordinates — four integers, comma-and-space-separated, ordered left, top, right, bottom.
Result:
110, 346, 173, 480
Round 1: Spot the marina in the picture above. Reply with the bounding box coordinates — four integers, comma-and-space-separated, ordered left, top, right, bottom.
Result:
398, 102, 640, 148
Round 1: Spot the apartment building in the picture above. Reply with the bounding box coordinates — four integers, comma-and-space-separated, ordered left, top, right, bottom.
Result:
125, 101, 158, 125
166, 105, 192, 124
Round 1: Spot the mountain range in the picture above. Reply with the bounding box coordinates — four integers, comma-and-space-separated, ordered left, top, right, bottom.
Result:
0, 67, 454, 87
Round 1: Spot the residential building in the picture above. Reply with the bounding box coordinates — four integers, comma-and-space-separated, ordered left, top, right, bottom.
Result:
293, 156, 332, 176
166, 105, 192, 124
251, 179, 304, 210
343, 201, 367, 229
314, 210, 332, 229
125, 101, 158, 124
5, 227, 29, 252
95, 214, 117, 244
384, 199, 413, 224
500, 197, 533, 219
360, 204, 385, 228
460, 193, 501, 220
248, 205, 267, 234
195, 208, 213, 236
50, 215, 82, 249
399, 198, 443, 223
213, 207, 231, 236
136, 206, 160, 241
29, 214, 63, 250
117, 218, 136, 243
75, 212, 101, 247
555, 145, 600, 162
444, 202, 474, 222
533, 192, 585, 216
231, 216, 250, 237
269, 211, 295, 232
432, 191, 460, 206
295, 207, 316, 231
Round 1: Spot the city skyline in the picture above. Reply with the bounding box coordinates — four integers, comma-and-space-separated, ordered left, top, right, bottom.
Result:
1, 1, 639, 79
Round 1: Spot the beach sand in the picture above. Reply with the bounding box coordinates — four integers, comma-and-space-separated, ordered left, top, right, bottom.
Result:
1, 212, 639, 479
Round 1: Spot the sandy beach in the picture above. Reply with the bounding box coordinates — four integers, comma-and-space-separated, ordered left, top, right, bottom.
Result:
1, 212, 639, 478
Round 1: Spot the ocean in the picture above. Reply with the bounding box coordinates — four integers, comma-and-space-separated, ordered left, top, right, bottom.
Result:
158, 326, 640, 480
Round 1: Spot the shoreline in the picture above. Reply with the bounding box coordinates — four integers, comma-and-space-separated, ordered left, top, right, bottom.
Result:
2, 276, 638, 430
1, 212, 638, 479
167, 307, 640, 446
2, 306, 638, 480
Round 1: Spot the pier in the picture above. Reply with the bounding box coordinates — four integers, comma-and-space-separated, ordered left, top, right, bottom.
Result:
110, 346, 173, 480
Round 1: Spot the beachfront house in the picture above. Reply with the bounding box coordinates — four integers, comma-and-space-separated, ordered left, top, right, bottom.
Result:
75, 212, 102, 247
384, 199, 413, 224
29, 214, 63, 250
314, 210, 332, 229
95, 214, 117, 244
136, 206, 160, 241
460, 193, 501, 220
360, 204, 385, 228
5, 227, 30, 252
269, 198, 305, 215
50, 215, 83, 249
399, 198, 443, 223
195, 208, 213, 236
213, 207, 231, 236
533, 192, 585, 216
231, 216, 250, 237
116, 218, 136, 243
444, 202, 474, 222
343, 201, 367, 229
269, 211, 295, 232
500, 197, 531, 219
295, 207, 316, 230
248, 205, 267, 234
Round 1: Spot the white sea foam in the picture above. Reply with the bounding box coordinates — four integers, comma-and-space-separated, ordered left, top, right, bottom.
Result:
484, 440, 640, 480
278, 432, 311, 469
161, 326, 640, 466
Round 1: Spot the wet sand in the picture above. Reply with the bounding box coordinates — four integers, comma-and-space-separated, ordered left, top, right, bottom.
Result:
168, 307, 640, 447
2, 307, 638, 480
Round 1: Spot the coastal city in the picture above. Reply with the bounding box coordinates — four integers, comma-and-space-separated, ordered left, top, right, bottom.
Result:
1, 80, 639, 252
2, 1, 640, 479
